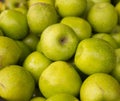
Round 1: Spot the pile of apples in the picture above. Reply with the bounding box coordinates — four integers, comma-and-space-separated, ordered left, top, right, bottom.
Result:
0, 0, 120, 101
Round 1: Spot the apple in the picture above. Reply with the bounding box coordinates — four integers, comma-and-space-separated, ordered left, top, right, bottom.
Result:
87, 2, 118, 33
46, 93, 79, 101
74, 38, 116, 75
0, 9, 28, 40
37, 23, 79, 61
39, 61, 82, 98
27, 2, 59, 36
0, 36, 21, 68
55, 0, 87, 17
0, 65, 35, 101
23, 51, 52, 82
80, 73, 120, 101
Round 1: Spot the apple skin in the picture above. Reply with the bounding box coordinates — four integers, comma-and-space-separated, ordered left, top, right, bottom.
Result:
0, 36, 21, 68
39, 61, 82, 98
46, 93, 79, 101
74, 38, 116, 75
80, 73, 120, 101
23, 51, 52, 82
0, 65, 35, 101
27, 2, 59, 36
55, 0, 87, 17
0, 9, 28, 40
87, 2, 118, 33
37, 23, 79, 61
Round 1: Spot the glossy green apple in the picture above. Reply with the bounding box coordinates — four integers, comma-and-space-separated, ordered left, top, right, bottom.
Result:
55, 0, 87, 17
0, 9, 28, 40
39, 61, 82, 98
87, 2, 118, 33
74, 38, 116, 75
80, 73, 120, 101
0, 65, 35, 101
23, 51, 52, 82
37, 23, 79, 61
0, 36, 21, 68
27, 2, 59, 36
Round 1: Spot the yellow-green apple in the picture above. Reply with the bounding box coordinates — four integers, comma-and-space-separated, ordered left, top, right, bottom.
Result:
0, 65, 35, 101
74, 38, 116, 75
37, 23, 79, 61
27, 2, 59, 36
23, 51, 52, 82
0, 9, 28, 40
55, 0, 87, 17
39, 61, 82, 98
80, 73, 120, 101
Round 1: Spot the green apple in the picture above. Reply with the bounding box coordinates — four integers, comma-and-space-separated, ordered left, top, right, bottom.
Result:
61, 16, 92, 41
39, 61, 82, 98
30, 97, 46, 101
111, 48, 120, 83
92, 33, 118, 49
0, 65, 35, 101
23, 33, 39, 51
55, 0, 87, 17
0, 36, 21, 68
37, 23, 79, 61
0, 9, 28, 40
74, 38, 116, 75
23, 51, 52, 82
27, 2, 59, 36
80, 73, 120, 101
46, 93, 79, 101
87, 2, 118, 33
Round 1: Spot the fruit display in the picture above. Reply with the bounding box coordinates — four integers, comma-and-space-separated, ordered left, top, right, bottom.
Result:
0, 0, 120, 101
